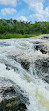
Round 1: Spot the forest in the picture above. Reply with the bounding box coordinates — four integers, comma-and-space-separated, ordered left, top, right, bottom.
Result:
0, 19, 49, 39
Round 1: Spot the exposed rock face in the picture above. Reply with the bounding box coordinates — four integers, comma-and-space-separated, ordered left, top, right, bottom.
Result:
0, 78, 29, 111
34, 58, 49, 83
3, 87, 16, 96
34, 44, 47, 54
0, 78, 16, 100
14, 58, 30, 71
20, 60, 30, 71
0, 97, 27, 111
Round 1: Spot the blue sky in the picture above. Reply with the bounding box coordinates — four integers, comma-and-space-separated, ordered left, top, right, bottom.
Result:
0, 0, 49, 22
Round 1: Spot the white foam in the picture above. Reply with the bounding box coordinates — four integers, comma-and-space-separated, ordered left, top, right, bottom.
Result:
0, 63, 49, 111
0, 38, 49, 111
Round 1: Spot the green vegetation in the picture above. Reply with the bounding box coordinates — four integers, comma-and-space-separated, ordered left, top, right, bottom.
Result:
0, 19, 49, 39
0, 33, 41, 39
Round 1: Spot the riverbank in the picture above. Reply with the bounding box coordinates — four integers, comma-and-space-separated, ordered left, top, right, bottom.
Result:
0, 33, 42, 39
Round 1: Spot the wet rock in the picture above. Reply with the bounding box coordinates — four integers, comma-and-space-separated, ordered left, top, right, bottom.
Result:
33, 41, 40, 44
34, 44, 42, 50
14, 58, 30, 71
43, 75, 49, 83
35, 58, 49, 73
3, 87, 16, 96
21, 60, 30, 71
0, 78, 17, 100
40, 49, 47, 54
41, 35, 49, 39
43, 36, 49, 39
20, 94, 29, 105
0, 97, 27, 111
0, 78, 29, 111
6, 66, 10, 70
5, 63, 18, 72
35, 58, 49, 83
34, 44, 47, 54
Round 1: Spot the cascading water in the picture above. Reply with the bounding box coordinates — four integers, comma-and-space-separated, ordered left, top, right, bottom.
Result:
0, 36, 49, 111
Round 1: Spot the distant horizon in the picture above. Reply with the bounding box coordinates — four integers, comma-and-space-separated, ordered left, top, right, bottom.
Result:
0, 18, 49, 24
0, 0, 49, 22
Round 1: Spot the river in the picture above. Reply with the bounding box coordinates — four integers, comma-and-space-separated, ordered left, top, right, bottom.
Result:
0, 35, 49, 111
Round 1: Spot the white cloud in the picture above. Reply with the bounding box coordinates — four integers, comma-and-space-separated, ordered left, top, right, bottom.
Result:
0, 0, 17, 6
23, 0, 49, 21
23, 0, 44, 11
30, 6, 49, 21
30, 14, 46, 21
1, 8, 16, 15
17, 16, 27, 21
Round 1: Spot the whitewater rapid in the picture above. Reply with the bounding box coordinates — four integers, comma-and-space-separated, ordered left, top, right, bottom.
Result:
0, 37, 49, 111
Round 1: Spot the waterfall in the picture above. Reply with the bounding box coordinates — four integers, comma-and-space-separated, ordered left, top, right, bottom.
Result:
0, 37, 49, 111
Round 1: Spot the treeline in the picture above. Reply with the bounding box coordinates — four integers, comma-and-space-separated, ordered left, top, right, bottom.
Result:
0, 19, 49, 35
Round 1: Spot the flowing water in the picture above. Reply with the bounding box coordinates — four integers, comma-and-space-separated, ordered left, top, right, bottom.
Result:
0, 36, 49, 111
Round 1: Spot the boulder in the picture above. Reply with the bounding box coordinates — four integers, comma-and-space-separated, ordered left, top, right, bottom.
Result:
35, 58, 49, 83
34, 44, 47, 54
0, 97, 27, 111
0, 78, 29, 111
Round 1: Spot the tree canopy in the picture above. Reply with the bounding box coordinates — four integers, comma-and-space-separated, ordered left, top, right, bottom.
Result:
0, 19, 49, 35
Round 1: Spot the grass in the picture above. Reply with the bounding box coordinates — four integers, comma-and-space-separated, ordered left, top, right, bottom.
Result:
0, 33, 42, 39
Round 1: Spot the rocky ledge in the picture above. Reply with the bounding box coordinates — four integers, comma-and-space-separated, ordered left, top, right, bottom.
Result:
34, 58, 49, 83
0, 97, 27, 111
0, 78, 29, 111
